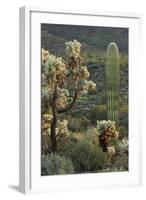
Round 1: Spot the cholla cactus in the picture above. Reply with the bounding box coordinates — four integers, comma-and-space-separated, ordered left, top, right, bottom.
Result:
41, 40, 96, 152
96, 120, 119, 152
107, 146, 116, 156
78, 80, 96, 96
55, 88, 69, 109
118, 138, 128, 153
106, 146, 116, 164
65, 40, 81, 60
79, 66, 90, 79
42, 117, 68, 136
42, 113, 53, 131
43, 54, 67, 85
43, 113, 53, 122
41, 48, 49, 64
41, 113, 53, 153
97, 120, 118, 137
56, 120, 68, 135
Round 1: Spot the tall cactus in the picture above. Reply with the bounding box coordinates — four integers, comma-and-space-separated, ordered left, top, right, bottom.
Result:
106, 42, 120, 126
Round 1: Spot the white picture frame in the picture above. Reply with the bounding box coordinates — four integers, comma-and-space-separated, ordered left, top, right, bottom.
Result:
19, 6, 143, 194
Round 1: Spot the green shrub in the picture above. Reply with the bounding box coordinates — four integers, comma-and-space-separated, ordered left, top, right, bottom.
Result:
89, 105, 107, 124
111, 138, 128, 170
118, 126, 128, 139
61, 139, 106, 173
68, 116, 91, 132
41, 153, 74, 175
80, 117, 91, 129
118, 138, 128, 154
68, 118, 82, 132
112, 153, 128, 170
83, 128, 99, 145
98, 166, 127, 173
57, 128, 99, 152
119, 105, 128, 129
98, 94, 106, 104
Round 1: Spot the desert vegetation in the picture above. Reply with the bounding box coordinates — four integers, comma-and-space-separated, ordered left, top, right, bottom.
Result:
41, 25, 128, 175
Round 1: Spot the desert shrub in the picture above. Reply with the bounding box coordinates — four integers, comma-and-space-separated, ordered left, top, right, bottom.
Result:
96, 120, 119, 151
118, 138, 128, 153
118, 126, 128, 139
83, 127, 99, 145
98, 94, 106, 104
119, 117, 128, 128
61, 139, 106, 173
109, 138, 120, 152
80, 117, 91, 129
112, 153, 128, 170
89, 105, 107, 124
41, 153, 74, 175
98, 166, 126, 173
68, 118, 82, 132
111, 138, 128, 170
57, 127, 99, 150
119, 105, 128, 129
68, 116, 91, 132
41, 133, 51, 154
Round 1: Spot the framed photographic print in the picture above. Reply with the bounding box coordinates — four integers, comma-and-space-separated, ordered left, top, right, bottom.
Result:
19, 7, 142, 193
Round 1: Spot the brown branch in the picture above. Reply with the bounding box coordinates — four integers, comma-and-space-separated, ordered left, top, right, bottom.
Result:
104, 130, 115, 137
57, 88, 78, 114
50, 84, 57, 152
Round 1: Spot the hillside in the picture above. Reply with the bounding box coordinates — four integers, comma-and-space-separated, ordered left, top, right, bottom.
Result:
41, 23, 128, 55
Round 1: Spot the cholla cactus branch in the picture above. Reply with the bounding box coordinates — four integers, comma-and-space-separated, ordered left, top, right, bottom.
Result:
57, 88, 78, 114
97, 120, 119, 152
41, 40, 96, 152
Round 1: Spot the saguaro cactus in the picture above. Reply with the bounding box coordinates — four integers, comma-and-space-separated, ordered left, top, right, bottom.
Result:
106, 42, 120, 126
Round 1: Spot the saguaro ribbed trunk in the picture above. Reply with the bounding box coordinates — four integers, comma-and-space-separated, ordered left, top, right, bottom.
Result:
106, 42, 120, 126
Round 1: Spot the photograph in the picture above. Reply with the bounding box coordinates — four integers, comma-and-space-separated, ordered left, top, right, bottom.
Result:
41, 23, 129, 176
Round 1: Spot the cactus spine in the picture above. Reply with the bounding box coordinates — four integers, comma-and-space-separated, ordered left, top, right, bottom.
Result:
106, 42, 120, 126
